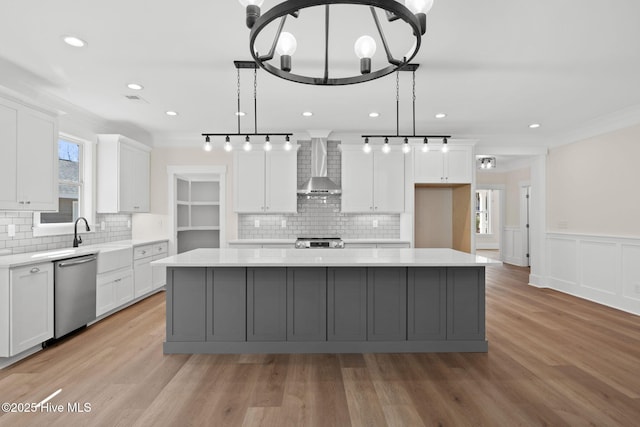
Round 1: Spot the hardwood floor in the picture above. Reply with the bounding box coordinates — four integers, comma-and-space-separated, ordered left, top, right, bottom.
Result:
1, 264, 639, 426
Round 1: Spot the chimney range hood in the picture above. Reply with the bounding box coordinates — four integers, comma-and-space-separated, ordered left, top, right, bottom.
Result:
297, 137, 341, 195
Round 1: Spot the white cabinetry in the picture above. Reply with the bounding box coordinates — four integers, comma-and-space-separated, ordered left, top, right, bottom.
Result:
8, 263, 54, 356
414, 146, 473, 184
96, 246, 133, 317
97, 134, 150, 213
341, 147, 404, 213
133, 245, 153, 298
0, 96, 58, 211
233, 148, 298, 213
151, 241, 168, 289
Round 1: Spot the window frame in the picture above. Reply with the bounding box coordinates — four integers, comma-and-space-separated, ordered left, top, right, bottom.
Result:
32, 133, 95, 237
475, 189, 492, 235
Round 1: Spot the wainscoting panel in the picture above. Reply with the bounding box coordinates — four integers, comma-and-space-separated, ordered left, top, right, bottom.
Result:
503, 226, 527, 267
545, 233, 640, 315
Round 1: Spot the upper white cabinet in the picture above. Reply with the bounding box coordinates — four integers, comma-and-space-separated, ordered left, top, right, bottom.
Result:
341, 147, 405, 213
414, 145, 473, 184
0, 96, 58, 211
97, 134, 151, 213
233, 147, 298, 213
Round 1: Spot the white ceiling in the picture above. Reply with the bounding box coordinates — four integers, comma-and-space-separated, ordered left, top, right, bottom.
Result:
2, 0, 640, 148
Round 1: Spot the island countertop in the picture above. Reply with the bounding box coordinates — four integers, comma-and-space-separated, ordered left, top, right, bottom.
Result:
152, 248, 499, 268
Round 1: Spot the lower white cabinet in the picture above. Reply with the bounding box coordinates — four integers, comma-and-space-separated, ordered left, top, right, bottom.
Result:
151, 242, 168, 289
96, 268, 134, 317
9, 263, 54, 356
134, 245, 153, 298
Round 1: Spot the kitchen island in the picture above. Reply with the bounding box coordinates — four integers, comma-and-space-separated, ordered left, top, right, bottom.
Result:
152, 248, 498, 354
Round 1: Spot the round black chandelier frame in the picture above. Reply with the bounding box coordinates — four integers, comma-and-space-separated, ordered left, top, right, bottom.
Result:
249, 0, 423, 86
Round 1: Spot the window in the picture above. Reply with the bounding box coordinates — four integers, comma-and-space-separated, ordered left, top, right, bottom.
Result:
33, 134, 94, 237
40, 139, 82, 224
475, 189, 492, 234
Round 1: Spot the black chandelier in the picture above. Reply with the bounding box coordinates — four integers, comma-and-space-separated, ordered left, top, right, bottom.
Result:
201, 61, 293, 152
238, 0, 436, 85
361, 63, 450, 154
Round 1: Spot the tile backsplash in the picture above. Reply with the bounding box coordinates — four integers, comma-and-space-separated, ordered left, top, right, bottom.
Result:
238, 140, 401, 239
0, 212, 132, 255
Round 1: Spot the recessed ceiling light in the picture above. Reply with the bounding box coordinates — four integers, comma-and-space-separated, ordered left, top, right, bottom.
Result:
63, 36, 87, 48
529, 123, 541, 129
235, 111, 246, 116
302, 111, 313, 117
369, 112, 380, 118
165, 111, 178, 116
435, 113, 447, 119
127, 83, 144, 90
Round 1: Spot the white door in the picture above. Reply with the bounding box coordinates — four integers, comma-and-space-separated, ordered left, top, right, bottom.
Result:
341, 149, 374, 212
234, 151, 266, 212
266, 150, 297, 212
373, 151, 404, 212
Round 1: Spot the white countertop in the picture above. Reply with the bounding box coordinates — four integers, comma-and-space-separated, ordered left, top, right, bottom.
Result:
152, 248, 500, 268
0, 237, 168, 269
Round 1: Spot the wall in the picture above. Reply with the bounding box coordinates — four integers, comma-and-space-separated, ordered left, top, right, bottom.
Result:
543, 123, 640, 315
477, 166, 530, 227
237, 141, 401, 239
0, 212, 131, 255
547, 123, 640, 236
414, 187, 453, 248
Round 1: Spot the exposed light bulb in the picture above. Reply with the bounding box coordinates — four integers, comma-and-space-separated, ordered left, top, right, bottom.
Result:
402, 138, 411, 154
243, 140, 252, 151
363, 138, 372, 153
441, 143, 449, 153
382, 141, 391, 154
203, 140, 212, 152
224, 141, 233, 152
264, 141, 272, 151
284, 140, 293, 151
239, 0, 264, 5
422, 138, 429, 153
405, 0, 434, 14
276, 32, 297, 56
354, 35, 377, 59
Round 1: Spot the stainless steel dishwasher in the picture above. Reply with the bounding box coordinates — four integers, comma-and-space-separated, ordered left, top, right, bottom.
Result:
53, 254, 97, 338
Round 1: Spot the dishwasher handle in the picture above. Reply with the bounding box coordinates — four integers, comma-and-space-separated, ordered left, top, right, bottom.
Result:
57, 256, 97, 268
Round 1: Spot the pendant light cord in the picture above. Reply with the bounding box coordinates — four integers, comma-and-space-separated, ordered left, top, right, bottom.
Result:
412, 69, 416, 137
396, 71, 400, 137
254, 68, 258, 134
237, 68, 241, 134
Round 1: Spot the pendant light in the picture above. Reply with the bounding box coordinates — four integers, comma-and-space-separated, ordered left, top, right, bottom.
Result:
354, 36, 377, 74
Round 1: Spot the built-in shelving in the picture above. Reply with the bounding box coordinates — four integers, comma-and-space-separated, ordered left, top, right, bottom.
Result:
175, 176, 221, 253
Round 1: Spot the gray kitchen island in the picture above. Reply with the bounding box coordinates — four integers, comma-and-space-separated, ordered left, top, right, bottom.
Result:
152, 248, 498, 354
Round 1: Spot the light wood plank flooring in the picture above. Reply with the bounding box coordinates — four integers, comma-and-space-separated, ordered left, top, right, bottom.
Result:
1, 263, 639, 426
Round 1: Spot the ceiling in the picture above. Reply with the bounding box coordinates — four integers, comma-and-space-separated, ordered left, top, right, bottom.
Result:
2, 0, 640, 148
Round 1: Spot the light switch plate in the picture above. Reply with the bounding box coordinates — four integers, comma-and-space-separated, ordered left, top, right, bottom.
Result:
281, 220, 287, 228
101, 221, 106, 231
254, 220, 260, 228
372, 220, 378, 228
127, 219, 131, 229
7, 224, 15, 237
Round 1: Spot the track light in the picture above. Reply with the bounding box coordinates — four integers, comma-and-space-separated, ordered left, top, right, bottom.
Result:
224, 139, 233, 152
363, 137, 372, 153
243, 135, 252, 151
264, 135, 272, 151
422, 137, 429, 153
441, 137, 449, 153
203, 135, 212, 152
284, 135, 292, 151
402, 137, 411, 154
382, 137, 391, 154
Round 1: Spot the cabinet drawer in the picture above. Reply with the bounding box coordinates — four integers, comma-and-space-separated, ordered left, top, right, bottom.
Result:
152, 241, 168, 256
133, 245, 153, 260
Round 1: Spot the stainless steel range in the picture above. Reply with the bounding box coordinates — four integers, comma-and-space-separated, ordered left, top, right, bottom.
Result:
295, 237, 344, 249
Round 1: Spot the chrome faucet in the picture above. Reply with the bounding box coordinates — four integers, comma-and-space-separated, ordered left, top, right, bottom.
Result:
73, 217, 91, 247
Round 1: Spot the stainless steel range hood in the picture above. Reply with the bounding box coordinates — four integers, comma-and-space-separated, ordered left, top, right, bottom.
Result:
297, 137, 341, 195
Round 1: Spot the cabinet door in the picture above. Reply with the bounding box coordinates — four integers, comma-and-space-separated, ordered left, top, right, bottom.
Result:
407, 268, 447, 340
234, 151, 265, 212
166, 268, 206, 342
206, 268, 246, 341
445, 147, 472, 183
96, 277, 116, 316
16, 108, 57, 210
341, 149, 374, 212
367, 267, 407, 341
133, 257, 152, 298
287, 267, 326, 341
414, 150, 445, 183
114, 271, 134, 306
247, 267, 286, 341
447, 267, 485, 340
0, 100, 18, 209
132, 148, 150, 211
9, 263, 54, 355
266, 150, 297, 213
119, 143, 137, 212
327, 267, 367, 341
373, 151, 404, 212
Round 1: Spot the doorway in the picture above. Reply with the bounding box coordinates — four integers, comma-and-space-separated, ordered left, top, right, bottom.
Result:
475, 185, 505, 261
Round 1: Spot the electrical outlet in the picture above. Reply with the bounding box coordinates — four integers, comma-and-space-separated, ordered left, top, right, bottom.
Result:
281, 220, 287, 228
254, 220, 260, 228
101, 221, 106, 231
7, 224, 15, 237
127, 219, 131, 229
372, 220, 378, 228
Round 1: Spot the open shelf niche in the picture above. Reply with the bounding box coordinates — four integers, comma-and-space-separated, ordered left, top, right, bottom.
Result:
175, 175, 221, 253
